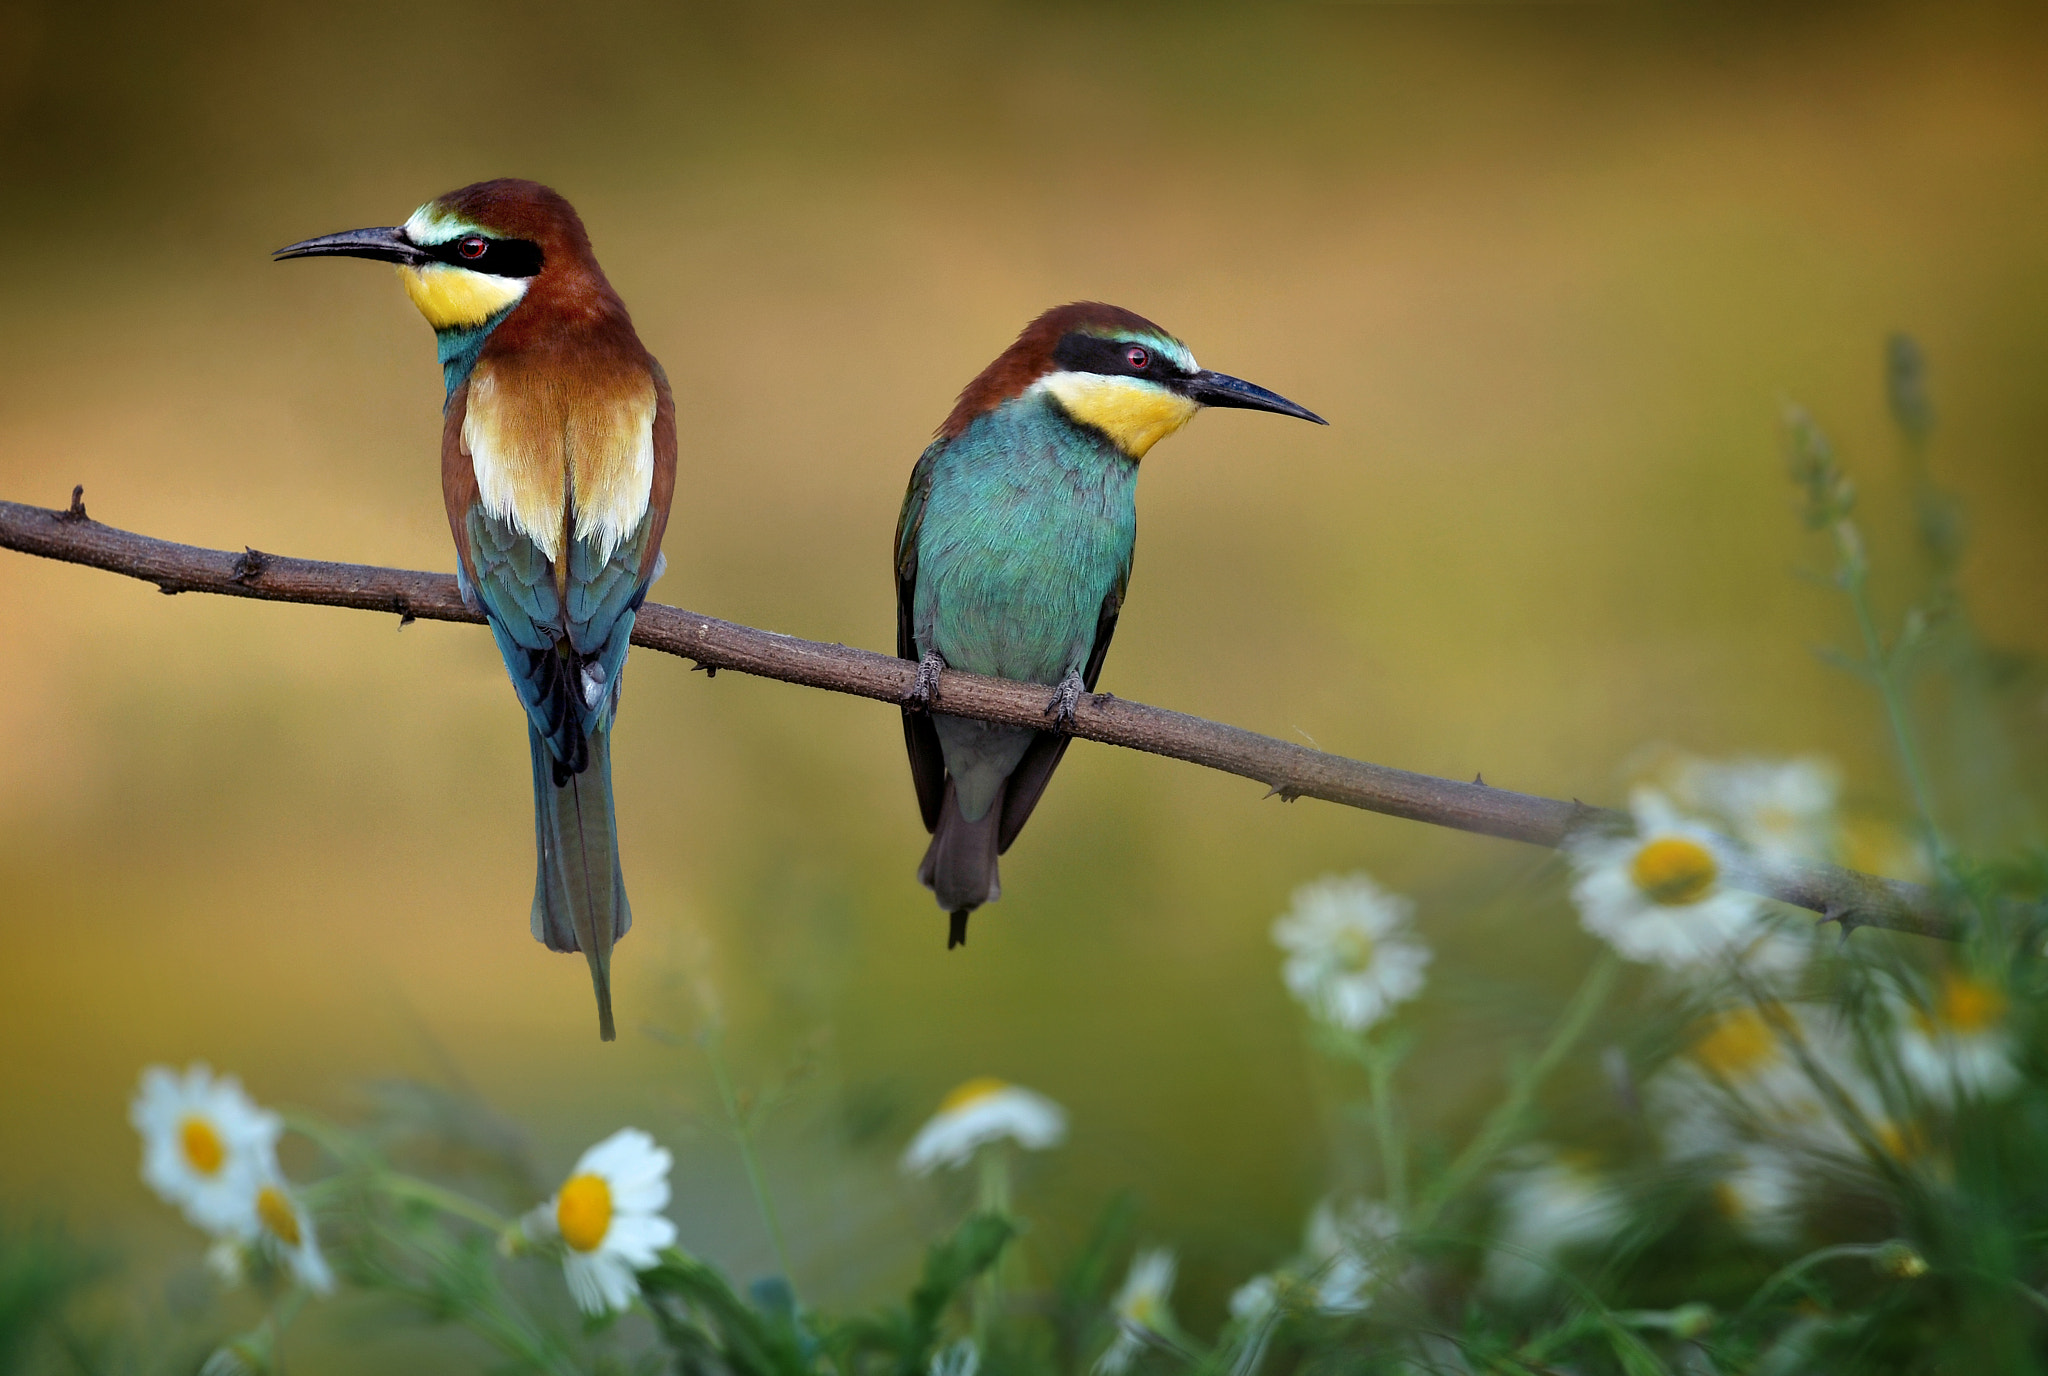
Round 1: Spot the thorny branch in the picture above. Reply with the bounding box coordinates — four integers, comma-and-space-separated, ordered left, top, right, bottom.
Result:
0, 491, 1961, 941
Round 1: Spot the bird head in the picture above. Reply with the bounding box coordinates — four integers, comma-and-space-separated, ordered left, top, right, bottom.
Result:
943, 302, 1326, 459
273, 179, 597, 334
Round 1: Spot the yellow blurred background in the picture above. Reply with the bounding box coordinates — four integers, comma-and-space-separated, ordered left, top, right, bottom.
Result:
2, 0, 2046, 1363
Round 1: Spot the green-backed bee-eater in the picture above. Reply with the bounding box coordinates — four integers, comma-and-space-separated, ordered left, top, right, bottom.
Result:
276, 179, 675, 1040
897, 303, 1325, 947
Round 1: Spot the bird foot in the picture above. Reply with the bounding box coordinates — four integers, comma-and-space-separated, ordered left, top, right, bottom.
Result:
903, 652, 946, 711
1044, 671, 1086, 733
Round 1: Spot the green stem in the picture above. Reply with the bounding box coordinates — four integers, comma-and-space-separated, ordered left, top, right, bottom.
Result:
374, 1172, 516, 1234
362, 1213, 581, 1376
1739, 1242, 1892, 1321
1414, 953, 1618, 1232
1363, 1039, 1407, 1217
975, 1144, 1012, 1347
978, 1142, 1012, 1217
278, 1109, 358, 1164
1835, 518, 1949, 867
703, 1029, 797, 1293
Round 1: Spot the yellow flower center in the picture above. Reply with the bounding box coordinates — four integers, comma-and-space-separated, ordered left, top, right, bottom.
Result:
1875, 1119, 1926, 1162
556, 1173, 613, 1253
1691, 1007, 1780, 1079
257, 1186, 302, 1247
939, 1077, 1009, 1114
1935, 973, 2006, 1034
1630, 836, 1718, 905
180, 1116, 226, 1176
1332, 926, 1377, 973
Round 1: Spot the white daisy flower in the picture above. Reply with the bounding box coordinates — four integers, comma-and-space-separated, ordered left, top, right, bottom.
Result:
1227, 1274, 1279, 1325
130, 1064, 281, 1238
1271, 873, 1431, 1033
252, 1178, 335, 1294
1897, 972, 2020, 1102
204, 1239, 246, 1289
1096, 1247, 1177, 1374
1652, 1002, 1894, 1238
900, 1079, 1067, 1176
1712, 1141, 1804, 1243
1300, 1197, 1397, 1314
929, 1338, 980, 1376
523, 1128, 678, 1315
1657, 1003, 1868, 1149
1673, 756, 1840, 874
1568, 791, 1785, 975
1482, 1150, 1626, 1297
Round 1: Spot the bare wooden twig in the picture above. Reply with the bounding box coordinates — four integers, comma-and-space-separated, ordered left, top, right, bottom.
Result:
0, 492, 1962, 940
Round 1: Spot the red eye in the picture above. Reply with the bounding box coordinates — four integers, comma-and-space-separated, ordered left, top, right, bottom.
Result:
1126, 345, 1150, 370
458, 236, 488, 259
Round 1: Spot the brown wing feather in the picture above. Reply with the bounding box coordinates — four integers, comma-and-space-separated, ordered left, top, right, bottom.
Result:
440, 380, 479, 581
996, 584, 1122, 854
638, 360, 677, 587
897, 445, 947, 833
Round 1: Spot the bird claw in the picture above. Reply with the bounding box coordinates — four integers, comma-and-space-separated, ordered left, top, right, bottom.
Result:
903, 652, 946, 711
1045, 672, 1086, 733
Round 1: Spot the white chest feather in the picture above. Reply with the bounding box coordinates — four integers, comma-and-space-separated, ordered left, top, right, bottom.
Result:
462, 363, 657, 566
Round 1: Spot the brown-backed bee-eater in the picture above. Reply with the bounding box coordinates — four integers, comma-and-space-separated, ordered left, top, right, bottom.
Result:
897, 303, 1325, 948
276, 180, 674, 1040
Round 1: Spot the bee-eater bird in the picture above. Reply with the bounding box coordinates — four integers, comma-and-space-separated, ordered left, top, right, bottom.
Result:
275, 180, 674, 1040
897, 303, 1325, 948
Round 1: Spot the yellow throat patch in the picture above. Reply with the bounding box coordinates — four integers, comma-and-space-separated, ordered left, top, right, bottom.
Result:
1039, 372, 1198, 459
397, 263, 529, 331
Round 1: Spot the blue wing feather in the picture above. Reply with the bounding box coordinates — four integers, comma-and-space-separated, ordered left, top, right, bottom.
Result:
463, 506, 656, 773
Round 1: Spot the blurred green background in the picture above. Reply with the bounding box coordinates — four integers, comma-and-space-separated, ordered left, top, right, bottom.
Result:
2, 0, 2046, 1364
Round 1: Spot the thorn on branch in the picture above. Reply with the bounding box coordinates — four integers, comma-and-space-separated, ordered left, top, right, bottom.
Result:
692, 661, 717, 678
1821, 902, 1864, 946
0, 494, 1970, 947
1560, 797, 1624, 846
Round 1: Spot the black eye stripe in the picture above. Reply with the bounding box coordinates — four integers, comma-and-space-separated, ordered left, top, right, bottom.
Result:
1051, 331, 1182, 382
422, 234, 545, 278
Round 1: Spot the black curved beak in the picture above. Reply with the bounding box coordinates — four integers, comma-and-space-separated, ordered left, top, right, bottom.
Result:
272, 226, 430, 267
1180, 369, 1327, 425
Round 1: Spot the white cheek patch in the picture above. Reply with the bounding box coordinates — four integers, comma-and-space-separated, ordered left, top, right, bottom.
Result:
1035, 372, 1200, 459
403, 204, 470, 246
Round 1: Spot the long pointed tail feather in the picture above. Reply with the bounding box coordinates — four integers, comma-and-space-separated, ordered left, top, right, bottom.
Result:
529, 726, 631, 1040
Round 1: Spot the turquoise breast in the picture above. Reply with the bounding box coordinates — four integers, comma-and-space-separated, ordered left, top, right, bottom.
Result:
912, 392, 1138, 687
